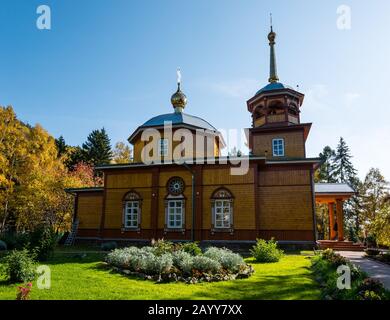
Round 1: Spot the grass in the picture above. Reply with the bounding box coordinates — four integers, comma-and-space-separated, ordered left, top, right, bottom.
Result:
0, 250, 321, 300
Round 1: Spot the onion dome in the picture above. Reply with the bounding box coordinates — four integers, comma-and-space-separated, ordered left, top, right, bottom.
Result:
171, 83, 187, 113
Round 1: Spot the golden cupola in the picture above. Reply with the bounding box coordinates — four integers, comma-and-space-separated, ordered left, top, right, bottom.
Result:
171, 69, 187, 113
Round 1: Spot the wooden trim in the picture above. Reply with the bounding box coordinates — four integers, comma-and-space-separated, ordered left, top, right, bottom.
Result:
195, 165, 203, 241
77, 228, 314, 241
98, 173, 108, 237
151, 168, 160, 238
310, 168, 317, 242
73, 194, 79, 223
253, 164, 261, 233
336, 199, 344, 241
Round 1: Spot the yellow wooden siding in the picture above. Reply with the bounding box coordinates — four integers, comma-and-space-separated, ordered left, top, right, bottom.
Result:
258, 185, 313, 230
254, 116, 266, 127
259, 169, 311, 186
104, 189, 152, 229
77, 194, 103, 229
252, 131, 305, 158
202, 168, 254, 185
202, 184, 256, 229
132, 129, 218, 162
106, 173, 152, 189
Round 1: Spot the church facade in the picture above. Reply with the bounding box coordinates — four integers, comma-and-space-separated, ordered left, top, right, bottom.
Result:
67, 28, 353, 246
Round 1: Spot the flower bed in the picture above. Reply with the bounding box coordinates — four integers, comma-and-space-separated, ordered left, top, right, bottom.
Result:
311, 249, 390, 300
104, 241, 253, 283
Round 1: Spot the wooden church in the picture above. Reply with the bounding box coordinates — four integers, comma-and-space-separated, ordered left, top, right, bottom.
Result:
67, 27, 356, 249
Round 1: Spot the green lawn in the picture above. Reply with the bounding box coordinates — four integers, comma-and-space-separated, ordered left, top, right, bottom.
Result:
0, 251, 321, 300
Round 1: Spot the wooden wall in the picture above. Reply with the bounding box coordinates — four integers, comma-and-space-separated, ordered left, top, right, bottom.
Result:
257, 167, 314, 234
75, 163, 315, 242
77, 192, 103, 229
132, 129, 220, 163
202, 167, 255, 230
252, 130, 305, 158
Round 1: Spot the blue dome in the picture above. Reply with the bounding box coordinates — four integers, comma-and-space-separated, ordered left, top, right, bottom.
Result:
140, 112, 217, 132
256, 82, 294, 95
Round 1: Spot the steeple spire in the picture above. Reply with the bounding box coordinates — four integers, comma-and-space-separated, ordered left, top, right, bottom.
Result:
268, 14, 279, 83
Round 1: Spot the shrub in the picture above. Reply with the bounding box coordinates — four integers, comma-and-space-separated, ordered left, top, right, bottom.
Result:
192, 256, 221, 273
101, 241, 118, 251
365, 248, 381, 256
250, 238, 284, 263
172, 250, 194, 275
0, 232, 30, 250
1, 249, 36, 283
321, 248, 336, 260
180, 242, 202, 256
359, 290, 383, 301
106, 247, 144, 270
358, 278, 385, 295
204, 247, 244, 272
144, 253, 173, 275
29, 225, 58, 261
106, 246, 171, 274
16, 283, 33, 300
151, 239, 174, 255
0, 240, 7, 251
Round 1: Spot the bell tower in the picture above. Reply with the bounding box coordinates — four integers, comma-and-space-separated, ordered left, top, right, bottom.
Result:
247, 23, 311, 159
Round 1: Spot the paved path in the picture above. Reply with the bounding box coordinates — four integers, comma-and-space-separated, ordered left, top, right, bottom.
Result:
339, 251, 390, 290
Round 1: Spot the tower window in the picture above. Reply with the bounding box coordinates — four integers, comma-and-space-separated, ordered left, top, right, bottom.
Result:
272, 138, 285, 157
158, 139, 168, 157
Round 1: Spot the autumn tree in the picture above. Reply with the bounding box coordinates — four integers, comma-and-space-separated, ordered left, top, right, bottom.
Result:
112, 142, 132, 164
0, 106, 29, 232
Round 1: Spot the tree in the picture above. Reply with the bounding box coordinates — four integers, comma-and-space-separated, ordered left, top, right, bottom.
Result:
82, 128, 112, 166
55, 136, 67, 158
63, 146, 85, 171
316, 146, 336, 183
0, 106, 29, 232
332, 137, 357, 184
112, 142, 132, 164
68, 162, 103, 187
359, 168, 389, 246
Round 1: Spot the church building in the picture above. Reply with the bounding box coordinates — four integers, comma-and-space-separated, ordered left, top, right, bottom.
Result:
67, 27, 356, 248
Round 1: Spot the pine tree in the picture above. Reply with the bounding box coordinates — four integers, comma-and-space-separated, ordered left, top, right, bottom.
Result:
82, 128, 112, 166
332, 137, 357, 184
316, 146, 336, 183
55, 136, 67, 158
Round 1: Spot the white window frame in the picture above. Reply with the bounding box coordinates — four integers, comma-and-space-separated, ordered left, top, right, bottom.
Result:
272, 138, 285, 157
166, 199, 184, 229
158, 138, 169, 157
124, 200, 140, 229
214, 199, 232, 229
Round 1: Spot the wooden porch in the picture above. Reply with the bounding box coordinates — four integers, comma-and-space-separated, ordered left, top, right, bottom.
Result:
315, 183, 365, 251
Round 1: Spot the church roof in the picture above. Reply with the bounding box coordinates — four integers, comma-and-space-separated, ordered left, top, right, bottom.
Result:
255, 82, 294, 95
140, 112, 218, 132
128, 112, 220, 144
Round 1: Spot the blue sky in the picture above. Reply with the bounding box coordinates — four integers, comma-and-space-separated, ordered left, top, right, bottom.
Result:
1, 0, 389, 179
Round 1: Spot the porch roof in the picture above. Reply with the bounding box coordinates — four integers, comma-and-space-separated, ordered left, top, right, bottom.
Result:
315, 183, 355, 203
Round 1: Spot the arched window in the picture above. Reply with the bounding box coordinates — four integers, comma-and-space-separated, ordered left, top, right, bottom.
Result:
211, 188, 234, 232
165, 177, 186, 232
122, 191, 142, 230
